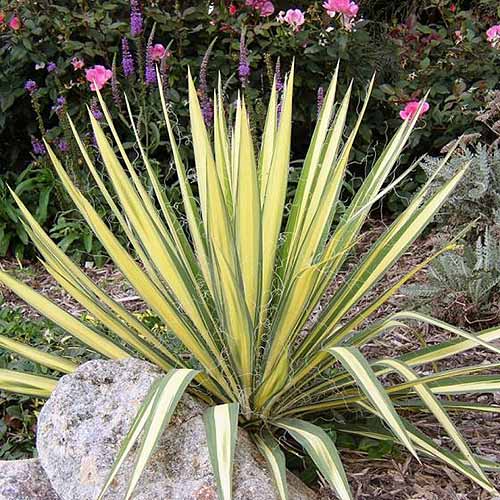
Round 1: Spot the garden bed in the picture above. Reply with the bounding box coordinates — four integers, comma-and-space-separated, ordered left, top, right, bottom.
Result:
1, 220, 499, 498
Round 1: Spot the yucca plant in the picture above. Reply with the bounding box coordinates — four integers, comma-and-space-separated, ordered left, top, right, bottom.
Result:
1, 64, 500, 499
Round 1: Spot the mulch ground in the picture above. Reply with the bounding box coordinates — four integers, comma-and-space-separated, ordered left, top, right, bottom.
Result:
0, 219, 499, 499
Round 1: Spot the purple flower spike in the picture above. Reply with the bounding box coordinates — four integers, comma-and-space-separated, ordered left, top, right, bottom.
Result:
199, 43, 214, 127
31, 137, 46, 156
24, 80, 38, 95
317, 86, 324, 117
90, 98, 103, 120
52, 95, 66, 116
121, 38, 134, 77
130, 0, 143, 37
47, 62, 57, 73
238, 31, 250, 87
57, 139, 70, 153
202, 99, 214, 128
275, 59, 283, 93
111, 61, 123, 109
145, 38, 156, 86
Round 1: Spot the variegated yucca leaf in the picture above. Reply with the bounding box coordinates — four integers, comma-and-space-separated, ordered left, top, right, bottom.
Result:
276, 418, 352, 500
204, 403, 239, 500
97, 369, 198, 500
253, 431, 289, 500
0, 63, 498, 500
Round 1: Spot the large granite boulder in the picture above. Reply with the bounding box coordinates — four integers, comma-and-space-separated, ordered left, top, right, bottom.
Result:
0, 458, 60, 500
37, 358, 317, 500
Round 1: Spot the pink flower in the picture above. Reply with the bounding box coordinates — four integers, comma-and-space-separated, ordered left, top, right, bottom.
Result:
71, 57, 85, 70
246, 0, 274, 17
229, 3, 237, 15
85, 65, 113, 91
259, 1, 274, 16
486, 24, 500, 48
150, 43, 166, 61
399, 100, 430, 121
454, 30, 463, 44
323, 0, 359, 18
284, 9, 305, 31
9, 15, 21, 30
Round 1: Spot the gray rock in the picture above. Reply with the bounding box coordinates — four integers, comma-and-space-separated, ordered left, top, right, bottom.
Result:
0, 458, 60, 500
37, 358, 317, 500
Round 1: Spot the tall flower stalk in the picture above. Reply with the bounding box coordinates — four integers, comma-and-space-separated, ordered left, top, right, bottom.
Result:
111, 57, 123, 110
144, 29, 156, 86
317, 86, 324, 117
238, 30, 250, 88
121, 38, 135, 77
199, 40, 215, 127
130, 0, 143, 37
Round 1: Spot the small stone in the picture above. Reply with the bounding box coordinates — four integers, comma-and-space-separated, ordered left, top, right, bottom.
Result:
0, 458, 60, 499
37, 358, 317, 500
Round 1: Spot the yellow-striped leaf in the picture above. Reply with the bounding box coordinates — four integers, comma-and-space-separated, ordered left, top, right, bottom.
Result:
203, 403, 239, 500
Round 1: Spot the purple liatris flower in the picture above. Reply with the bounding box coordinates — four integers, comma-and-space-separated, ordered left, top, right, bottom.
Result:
47, 61, 57, 73
24, 79, 38, 94
317, 86, 324, 117
238, 31, 250, 87
31, 137, 46, 156
121, 38, 134, 77
52, 96, 66, 116
90, 98, 103, 120
130, 0, 143, 37
57, 138, 70, 153
202, 99, 214, 128
144, 38, 156, 86
198, 43, 214, 126
159, 53, 170, 91
275, 58, 283, 92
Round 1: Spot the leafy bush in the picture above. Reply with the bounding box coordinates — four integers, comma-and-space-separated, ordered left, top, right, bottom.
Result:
0, 68, 499, 497
0, 165, 57, 259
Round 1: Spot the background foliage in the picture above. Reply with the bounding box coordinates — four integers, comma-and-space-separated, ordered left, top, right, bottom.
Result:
0, 0, 499, 259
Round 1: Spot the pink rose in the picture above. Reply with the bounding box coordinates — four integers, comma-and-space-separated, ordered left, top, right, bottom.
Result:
259, 1, 274, 17
486, 24, 500, 48
9, 15, 21, 30
150, 43, 166, 61
246, 0, 274, 17
399, 100, 430, 121
323, 0, 359, 18
85, 65, 113, 91
71, 57, 85, 70
284, 9, 305, 31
